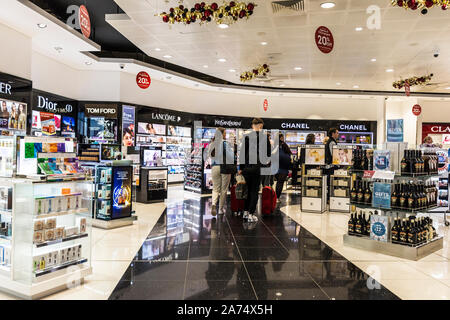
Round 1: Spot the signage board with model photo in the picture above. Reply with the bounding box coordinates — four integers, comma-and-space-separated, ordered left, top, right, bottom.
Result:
31, 90, 77, 137
80, 103, 119, 143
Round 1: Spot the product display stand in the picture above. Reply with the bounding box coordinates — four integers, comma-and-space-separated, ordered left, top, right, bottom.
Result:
136, 167, 168, 203
330, 171, 351, 213
301, 168, 327, 213
80, 160, 136, 230
0, 177, 92, 299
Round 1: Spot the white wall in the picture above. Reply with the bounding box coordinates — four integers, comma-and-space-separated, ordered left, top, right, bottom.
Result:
0, 23, 31, 79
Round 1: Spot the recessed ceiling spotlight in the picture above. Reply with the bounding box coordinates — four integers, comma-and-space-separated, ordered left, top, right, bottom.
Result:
336, 82, 341, 85
37, 23, 47, 29
353, 85, 359, 89
260, 41, 268, 46
371, 58, 377, 62
386, 68, 394, 72
279, 84, 285, 87
218, 58, 226, 62
294, 67, 302, 70
355, 27, 363, 31
85, 61, 92, 65
163, 55, 172, 58
218, 23, 229, 29
229, 69, 236, 72
203, 65, 208, 68
320, 2, 336, 9
446, 87, 450, 90
154, 48, 161, 51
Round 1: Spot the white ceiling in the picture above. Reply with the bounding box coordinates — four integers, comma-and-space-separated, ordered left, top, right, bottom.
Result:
107, 0, 450, 92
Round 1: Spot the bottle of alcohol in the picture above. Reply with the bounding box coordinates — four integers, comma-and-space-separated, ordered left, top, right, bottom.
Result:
391, 184, 398, 208
365, 212, 371, 236
364, 182, 372, 205
429, 218, 437, 240
422, 218, 429, 243
399, 218, 408, 244
399, 183, 407, 209
401, 150, 408, 175
363, 150, 369, 170
391, 218, 399, 242
406, 219, 414, 246
417, 218, 424, 245
355, 212, 362, 234
407, 184, 415, 210
350, 181, 357, 202
348, 213, 355, 234
357, 181, 364, 203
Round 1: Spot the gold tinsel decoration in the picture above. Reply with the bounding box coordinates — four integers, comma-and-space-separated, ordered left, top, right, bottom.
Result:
391, 0, 449, 14
393, 74, 433, 89
158, 2, 256, 25
240, 64, 270, 82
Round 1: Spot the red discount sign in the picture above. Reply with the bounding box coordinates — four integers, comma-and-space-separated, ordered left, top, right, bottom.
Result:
263, 99, 268, 112
315, 26, 334, 54
79, 5, 91, 38
412, 104, 422, 116
405, 82, 410, 97
136, 71, 151, 89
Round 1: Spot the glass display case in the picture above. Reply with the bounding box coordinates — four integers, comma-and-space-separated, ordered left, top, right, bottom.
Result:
0, 136, 16, 178
301, 170, 327, 213
330, 174, 351, 213
0, 178, 92, 299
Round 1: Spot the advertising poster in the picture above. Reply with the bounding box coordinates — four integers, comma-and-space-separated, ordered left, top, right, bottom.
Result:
305, 147, 325, 165
373, 150, 391, 171
0, 98, 27, 133
122, 105, 135, 147
62, 116, 75, 136
112, 166, 132, 219
89, 118, 117, 141
372, 182, 391, 209
370, 215, 390, 242
387, 119, 404, 142
168, 125, 191, 137
332, 147, 353, 165
138, 122, 166, 135
40, 112, 56, 136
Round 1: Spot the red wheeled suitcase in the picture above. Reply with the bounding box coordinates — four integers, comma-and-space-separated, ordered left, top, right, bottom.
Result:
261, 186, 277, 216
230, 185, 245, 213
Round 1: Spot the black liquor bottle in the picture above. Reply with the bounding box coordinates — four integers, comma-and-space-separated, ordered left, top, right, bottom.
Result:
357, 181, 364, 203
399, 218, 408, 244
399, 183, 407, 209
355, 212, 362, 234
348, 213, 355, 234
401, 150, 408, 175
364, 182, 372, 204
350, 180, 357, 202
391, 184, 398, 208
391, 218, 399, 242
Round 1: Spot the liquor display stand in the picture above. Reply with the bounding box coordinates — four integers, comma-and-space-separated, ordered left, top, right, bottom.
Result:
80, 161, 136, 230
301, 168, 327, 213
0, 136, 93, 299
345, 147, 444, 261
136, 167, 168, 203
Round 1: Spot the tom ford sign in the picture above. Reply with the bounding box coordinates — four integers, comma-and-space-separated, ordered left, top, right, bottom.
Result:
85, 104, 118, 118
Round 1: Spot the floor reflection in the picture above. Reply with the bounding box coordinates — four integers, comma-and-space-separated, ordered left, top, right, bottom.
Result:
109, 193, 399, 300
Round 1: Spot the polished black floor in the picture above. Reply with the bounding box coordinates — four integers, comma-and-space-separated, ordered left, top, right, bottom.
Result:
109, 193, 400, 300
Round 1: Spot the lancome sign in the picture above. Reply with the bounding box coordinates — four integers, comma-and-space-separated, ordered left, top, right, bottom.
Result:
152, 112, 181, 123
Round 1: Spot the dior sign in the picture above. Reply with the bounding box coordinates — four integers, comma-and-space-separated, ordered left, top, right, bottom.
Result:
37, 96, 73, 113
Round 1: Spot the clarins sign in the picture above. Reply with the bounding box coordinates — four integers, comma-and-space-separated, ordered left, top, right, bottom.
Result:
151, 112, 181, 122
85, 104, 118, 118
36, 95, 73, 114
0, 82, 11, 95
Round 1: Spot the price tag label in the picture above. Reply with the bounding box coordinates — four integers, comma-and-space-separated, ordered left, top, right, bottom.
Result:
373, 170, 395, 180
363, 170, 375, 179
315, 26, 334, 54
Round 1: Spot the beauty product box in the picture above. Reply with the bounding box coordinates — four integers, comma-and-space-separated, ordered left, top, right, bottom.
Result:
33, 231, 43, 244
45, 218, 56, 229
34, 220, 44, 231
64, 226, 78, 238
44, 229, 55, 241
76, 217, 87, 234
54, 227, 64, 240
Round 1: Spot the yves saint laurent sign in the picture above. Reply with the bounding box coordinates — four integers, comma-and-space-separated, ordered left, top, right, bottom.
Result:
85, 104, 118, 118
0, 82, 11, 95
214, 119, 242, 127
36, 95, 73, 114
151, 112, 181, 123
281, 122, 310, 130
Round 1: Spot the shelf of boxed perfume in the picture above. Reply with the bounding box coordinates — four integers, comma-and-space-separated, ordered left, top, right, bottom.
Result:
32, 244, 85, 277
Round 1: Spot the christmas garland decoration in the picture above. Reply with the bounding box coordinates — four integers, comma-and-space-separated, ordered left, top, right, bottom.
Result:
392, 73, 433, 89
158, 2, 256, 25
391, 0, 449, 14
240, 64, 270, 82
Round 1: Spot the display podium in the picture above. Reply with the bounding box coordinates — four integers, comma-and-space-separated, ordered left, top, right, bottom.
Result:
136, 167, 168, 203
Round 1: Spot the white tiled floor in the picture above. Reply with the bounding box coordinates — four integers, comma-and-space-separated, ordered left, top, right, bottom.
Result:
281, 203, 450, 300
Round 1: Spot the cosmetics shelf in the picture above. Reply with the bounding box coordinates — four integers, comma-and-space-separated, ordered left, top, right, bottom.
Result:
35, 233, 88, 248
34, 258, 88, 277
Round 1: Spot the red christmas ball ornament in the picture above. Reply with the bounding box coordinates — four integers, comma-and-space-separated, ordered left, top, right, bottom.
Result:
162, 15, 169, 23
201, 16, 206, 21
239, 9, 246, 18
247, 3, 255, 11
230, 1, 236, 7
201, 2, 206, 7
195, 3, 201, 10
253, 69, 258, 74
412, 3, 418, 9
263, 64, 268, 69
211, 3, 218, 10
442, 4, 448, 10
179, 5, 184, 10
170, 7, 174, 12
397, 0, 404, 6
425, 0, 434, 8
204, 9, 211, 17
186, 20, 191, 24
407, 0, 415, 8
